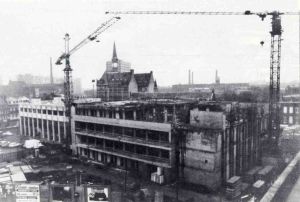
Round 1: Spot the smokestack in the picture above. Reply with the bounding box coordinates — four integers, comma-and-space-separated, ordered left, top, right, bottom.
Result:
50, 57, 54, 85
188, 69, 191, 85
192, 71, 194, 84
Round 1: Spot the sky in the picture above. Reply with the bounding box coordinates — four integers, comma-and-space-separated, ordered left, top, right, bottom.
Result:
0, 0, 299, 89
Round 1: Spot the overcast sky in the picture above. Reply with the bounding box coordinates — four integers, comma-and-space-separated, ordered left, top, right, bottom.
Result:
0, 0, 299, 89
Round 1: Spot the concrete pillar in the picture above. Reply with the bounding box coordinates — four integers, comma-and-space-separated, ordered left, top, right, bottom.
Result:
19, 116, 23, 135
41, 118, 45, 139
27, 117, 31, 137
32, 116, 35, 137
22, 115, 25, 136
145, 130, 149, 141
47, 120, 50, 141
106, 110, 109, 118
157, 167, 163, 175
96, 110, 100, 117
133, 110, 136, 120
173, 105, 176, 122
107, 155, 111, 163
58, 121, 61, 143
117, 157, 121, 166
36, 118, 39, 137
163, 107, 168, 123
122, 110, 125, 120
98, 152, 102, 162
52, 116, 55, 142
23, 116, 26, 136
116, 111, 120, 119
63, 121, 67, 140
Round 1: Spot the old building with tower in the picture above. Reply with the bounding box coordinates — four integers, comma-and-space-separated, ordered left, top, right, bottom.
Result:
97, 43, 158, 101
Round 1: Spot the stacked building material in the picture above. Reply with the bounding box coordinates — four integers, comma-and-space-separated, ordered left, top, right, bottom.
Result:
151, 172, 164, 184
252, 180, 266, 198
257, 165, 274, 184
244, 166, 262, 184
226, 176, 242, 199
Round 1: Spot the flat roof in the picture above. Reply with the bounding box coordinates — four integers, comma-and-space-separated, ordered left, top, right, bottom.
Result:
75, 99, 195, 109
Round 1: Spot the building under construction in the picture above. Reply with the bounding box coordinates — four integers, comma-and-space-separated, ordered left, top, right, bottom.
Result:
71, 99, 268, 190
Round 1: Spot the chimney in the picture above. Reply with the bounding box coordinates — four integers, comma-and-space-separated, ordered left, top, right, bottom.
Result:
50, 57, 53, 85
192, 71, 194, 85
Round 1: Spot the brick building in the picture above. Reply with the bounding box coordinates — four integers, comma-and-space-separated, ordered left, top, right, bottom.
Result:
0, 96, 19, 129
96, 43, 157, 101
280, 101, 300, 125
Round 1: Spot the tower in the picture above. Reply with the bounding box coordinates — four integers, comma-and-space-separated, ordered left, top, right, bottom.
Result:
50, 57, 54, 85
106, 42, 131, 73
215, 70, 220, 84
112, 42, 118, 62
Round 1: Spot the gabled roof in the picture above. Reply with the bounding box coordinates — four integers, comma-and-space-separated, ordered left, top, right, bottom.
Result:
98, 70, 134, 87
134, 71, 153, 89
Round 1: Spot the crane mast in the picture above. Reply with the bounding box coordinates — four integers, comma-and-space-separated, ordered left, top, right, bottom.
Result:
56, 17, 120, 145
63, 33, 73, 118
268, 12, 282, 145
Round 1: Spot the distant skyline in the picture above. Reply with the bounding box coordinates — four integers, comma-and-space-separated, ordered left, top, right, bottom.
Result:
0, 0, 299, 89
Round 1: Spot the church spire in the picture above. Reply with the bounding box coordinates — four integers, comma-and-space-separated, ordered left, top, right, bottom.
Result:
112, 42, 118, 62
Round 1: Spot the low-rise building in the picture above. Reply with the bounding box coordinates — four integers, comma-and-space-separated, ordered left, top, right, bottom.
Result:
0, 96, 20, 129
19, 97, 68, 144
71, 99, 268, 190
280, 101, 300, 125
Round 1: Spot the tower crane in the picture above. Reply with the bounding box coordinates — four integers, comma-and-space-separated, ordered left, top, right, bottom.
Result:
105, 10, 299, 147
56, 16, 121, 144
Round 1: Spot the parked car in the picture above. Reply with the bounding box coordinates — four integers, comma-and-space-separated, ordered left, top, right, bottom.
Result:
8, 142, 21, 148
0, 141, 9, 147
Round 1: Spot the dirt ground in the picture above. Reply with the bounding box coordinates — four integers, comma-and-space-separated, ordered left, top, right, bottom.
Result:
23, 144, 222, 202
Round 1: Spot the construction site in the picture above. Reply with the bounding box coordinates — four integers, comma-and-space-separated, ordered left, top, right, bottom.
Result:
1, 0, 300, 201
72, 99, 269, 189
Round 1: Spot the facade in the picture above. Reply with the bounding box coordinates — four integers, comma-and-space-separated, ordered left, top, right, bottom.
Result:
172, 83, 250, 94
97, 43, 158, 101
0, 96, 20, 129
280, 102, 300, 125
71, 99, 268, 190
97, 70, 138, 101
19, 97, 68, 144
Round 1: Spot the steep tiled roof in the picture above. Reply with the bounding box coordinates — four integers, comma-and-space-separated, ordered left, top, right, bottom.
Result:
98, 71, 134, 87
134, 72, 152, 89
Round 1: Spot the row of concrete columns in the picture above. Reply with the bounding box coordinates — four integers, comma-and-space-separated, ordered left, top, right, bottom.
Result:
20, 116, 66, 143
79, 146, 166, 170
83, 106, 175, 123
82, 136, 169, 159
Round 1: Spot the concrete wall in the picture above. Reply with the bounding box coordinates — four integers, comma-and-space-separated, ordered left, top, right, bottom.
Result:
190, 109, 225, 130
183, 129, 222, 190
184, 167, 222, 190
